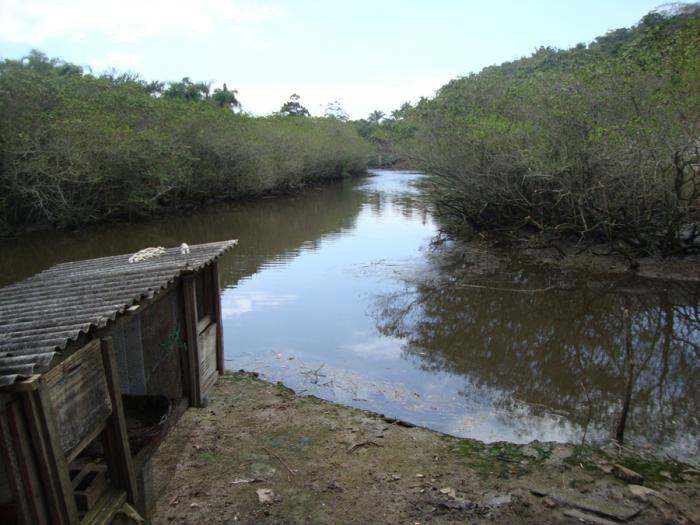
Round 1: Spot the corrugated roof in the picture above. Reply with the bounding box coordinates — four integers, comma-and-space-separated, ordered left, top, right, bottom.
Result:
0, 240, 237, 387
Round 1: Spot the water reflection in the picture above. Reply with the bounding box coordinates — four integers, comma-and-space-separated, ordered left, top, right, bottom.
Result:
0, 178, 365, 288
374, 250, 700, 458
223, 171, 699, 461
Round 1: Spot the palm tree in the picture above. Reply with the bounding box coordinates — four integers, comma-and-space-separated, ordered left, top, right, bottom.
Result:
212, 83, 241, 110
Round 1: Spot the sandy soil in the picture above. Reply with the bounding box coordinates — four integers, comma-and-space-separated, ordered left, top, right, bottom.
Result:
150, 373, 700, 524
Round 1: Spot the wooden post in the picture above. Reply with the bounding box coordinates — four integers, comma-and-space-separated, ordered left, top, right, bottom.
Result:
210, 261, 225, 376
19, 378, 80, 524
1, 395, 51, 524
182, 273, 202, 406
100, 338, 138, 506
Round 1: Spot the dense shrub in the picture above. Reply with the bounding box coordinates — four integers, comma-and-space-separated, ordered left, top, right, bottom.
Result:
389, 5, 700, 257
0, 52, 371, 234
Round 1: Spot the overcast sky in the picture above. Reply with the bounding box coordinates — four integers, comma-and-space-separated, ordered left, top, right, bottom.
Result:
0, 0, 663, 119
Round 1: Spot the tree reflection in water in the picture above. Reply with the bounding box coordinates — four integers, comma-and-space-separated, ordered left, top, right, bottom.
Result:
373, 248, 700, 459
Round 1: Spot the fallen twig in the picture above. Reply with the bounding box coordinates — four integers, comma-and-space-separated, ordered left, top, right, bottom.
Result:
347, 440, 384, 454
262, 447, 296, 478
230, 478, 263, 485
454, 283, 560, 294
300, 363, 327, 384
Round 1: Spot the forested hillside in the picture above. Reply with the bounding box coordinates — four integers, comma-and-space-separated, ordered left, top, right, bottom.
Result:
0, 52, 371, 234
383, 5, 700, 257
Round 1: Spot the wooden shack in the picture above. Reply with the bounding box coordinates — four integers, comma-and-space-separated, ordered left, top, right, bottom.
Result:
0, 240, 237, 524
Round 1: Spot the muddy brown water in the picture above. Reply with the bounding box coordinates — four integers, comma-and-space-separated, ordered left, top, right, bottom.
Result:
2, 170, 698, 461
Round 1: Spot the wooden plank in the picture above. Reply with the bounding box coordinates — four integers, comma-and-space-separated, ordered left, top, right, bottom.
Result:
65, 420, 106, 465
110, 323, 130, 395
210, 261, 225, 376
196, 314, 212, 335
181, 274, 201, 407
23, 380, 81, 524
123, 316, 146, 394
70, 461, 106, 490
1, 397, 47, 525
198, 322, 218, 399
0, 436, 12, 505
6, 401, 48, 524
1, 375, 40, 394
135, 456, 155, 521
201, 370, 217, 401
80, 489, 126, 525
203, 264, 214, 318
35, 381, 81, 524
100, 338, 138, 506
44, 340, 112, 457
72, 464, 108, 513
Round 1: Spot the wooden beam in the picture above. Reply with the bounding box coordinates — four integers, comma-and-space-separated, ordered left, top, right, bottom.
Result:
2, 399, 48, 524
1, 375, 41, 393
181, 274, 201, 407
80, 489, 126, 525
210, 261, 225, 376
21, 379, 80, 524
100, 338, 138, 506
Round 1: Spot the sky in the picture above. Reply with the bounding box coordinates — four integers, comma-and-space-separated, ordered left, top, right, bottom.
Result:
0, 0, 664, 119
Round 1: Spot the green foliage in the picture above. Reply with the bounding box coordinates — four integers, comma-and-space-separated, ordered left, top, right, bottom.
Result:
353, 106, 419, 168
211, 83, 240, 110
367, 110, 384, 124
386, 4, 700, 257
0, 54, 371, 233
276, 93, 310, 117
162, 77, 211, 102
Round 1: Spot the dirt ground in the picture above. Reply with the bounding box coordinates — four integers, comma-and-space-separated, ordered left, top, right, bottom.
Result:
150, 373, 700, 524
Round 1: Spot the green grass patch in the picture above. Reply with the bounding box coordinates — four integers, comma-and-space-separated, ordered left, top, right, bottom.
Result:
220, 373, 249, 383
619, 457, 686, 484
273, 381, 296, 399
454, 439, 540, 479
562, 445, 607, 472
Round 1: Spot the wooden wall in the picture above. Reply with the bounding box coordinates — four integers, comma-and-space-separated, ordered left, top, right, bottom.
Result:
101, 283, 186, 404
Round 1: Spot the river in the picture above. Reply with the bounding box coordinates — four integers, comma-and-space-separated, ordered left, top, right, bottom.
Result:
1, 170, 698, 461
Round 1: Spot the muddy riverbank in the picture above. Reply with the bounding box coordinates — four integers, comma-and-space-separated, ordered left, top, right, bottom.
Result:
150, 373, 700, 524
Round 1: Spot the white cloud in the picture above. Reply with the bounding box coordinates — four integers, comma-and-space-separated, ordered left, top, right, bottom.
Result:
221, 291, 298, 318
90, 51, 143, 72
344, 336, 404, 359
0, 0, 287, 44
233, 75, 453, 120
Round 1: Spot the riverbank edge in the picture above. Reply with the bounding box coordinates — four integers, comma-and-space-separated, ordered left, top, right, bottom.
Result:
437, 234, 700, 284
150, 372, 700, 524
0, 169, 369, 239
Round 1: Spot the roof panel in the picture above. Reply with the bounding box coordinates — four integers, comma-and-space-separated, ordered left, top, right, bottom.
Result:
0, 240, 237, 387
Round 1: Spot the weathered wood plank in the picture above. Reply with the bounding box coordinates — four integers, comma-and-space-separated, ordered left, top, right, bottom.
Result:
6, 400, 48, 524
123, 316, 146, 394
23, 380, 80, 524
100, 338, 138, 506
198, 322, 218, 400
182, 274, 201, 407
80, 489, 127, 525
210, 261, 225, 376
44, 340, 112, 457
196, 314, 212, 336
1, 395, 47, 525
0, 434, 12, 505
65, 421, 106, 465
72, 463, 108, 513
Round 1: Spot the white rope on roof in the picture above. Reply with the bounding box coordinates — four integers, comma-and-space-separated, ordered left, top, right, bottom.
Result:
128, 247, 166, 263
